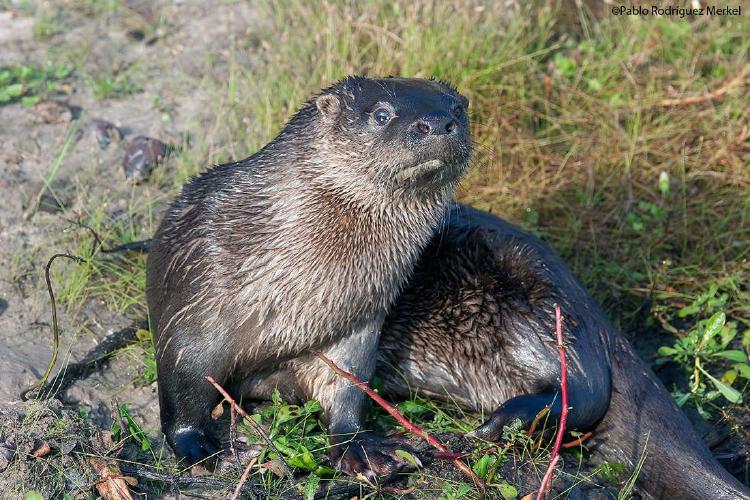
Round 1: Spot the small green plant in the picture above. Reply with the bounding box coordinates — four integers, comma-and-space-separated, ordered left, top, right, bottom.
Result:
441, 482, 474, 499
88, 72, 140, 100
0, 64, 72, 105
112, 403, 152, 452
33, 13, 64, 40
597, 460, 628, 487
657, 311, 749, 416
241, 390, 334, 476
136, 328, 158, 383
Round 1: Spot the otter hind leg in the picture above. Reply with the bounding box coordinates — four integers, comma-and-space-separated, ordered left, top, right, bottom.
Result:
156, 327, 229, 465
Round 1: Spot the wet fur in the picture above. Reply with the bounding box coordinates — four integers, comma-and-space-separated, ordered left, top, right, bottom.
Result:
376, 204, 749, 499
147, 76, 471, 470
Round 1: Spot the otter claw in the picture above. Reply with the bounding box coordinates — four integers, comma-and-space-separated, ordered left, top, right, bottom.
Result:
332, 434, 417, 482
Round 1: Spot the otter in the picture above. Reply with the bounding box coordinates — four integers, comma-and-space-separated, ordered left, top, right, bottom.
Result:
377, 204, 750, 499
146, 76, 472, 478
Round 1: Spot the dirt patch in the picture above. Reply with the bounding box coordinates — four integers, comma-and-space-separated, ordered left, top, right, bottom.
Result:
0, 0, 259, 453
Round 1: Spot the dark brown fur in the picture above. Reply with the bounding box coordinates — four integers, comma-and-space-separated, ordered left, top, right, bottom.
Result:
146, 76, 472, 477
376, 204, 749, 499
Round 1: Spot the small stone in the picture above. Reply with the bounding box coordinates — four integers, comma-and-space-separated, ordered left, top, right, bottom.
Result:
33, 100, 73, 124
126, 29, 145, 41
60, 439, 77, 455
89, 119, 122, 150
38, 191, 65, 213
0, 442, 16, 473
122, 136, 168, 183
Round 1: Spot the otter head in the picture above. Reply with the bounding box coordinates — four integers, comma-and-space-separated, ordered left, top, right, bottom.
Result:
312, 76, 472, 196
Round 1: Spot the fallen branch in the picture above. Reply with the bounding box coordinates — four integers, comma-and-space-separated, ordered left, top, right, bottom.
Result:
656, 66, 749, 107
314, 351, 485, 495
204, 376, 294, 479
536, 305, 569, 500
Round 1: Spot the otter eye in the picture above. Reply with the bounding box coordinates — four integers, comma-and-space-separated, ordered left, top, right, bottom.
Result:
452, 104, 464, 118
373, 107, 392, 125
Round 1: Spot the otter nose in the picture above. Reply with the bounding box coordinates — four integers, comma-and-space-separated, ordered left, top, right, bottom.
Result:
412, 111, 458, 136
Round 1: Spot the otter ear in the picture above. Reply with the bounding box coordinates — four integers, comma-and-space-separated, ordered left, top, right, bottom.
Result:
316, 94, 341, 123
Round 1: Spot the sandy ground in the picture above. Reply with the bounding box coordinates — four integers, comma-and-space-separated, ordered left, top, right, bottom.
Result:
0, 0, 258, 443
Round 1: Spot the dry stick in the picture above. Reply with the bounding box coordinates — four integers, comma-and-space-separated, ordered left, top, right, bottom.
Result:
21, 252, 86, 401
204, 376, 294, 479
536, 305, 569, 500
230, 456, 258, 500
656, 65, 749, 107
314, 352, 485, 495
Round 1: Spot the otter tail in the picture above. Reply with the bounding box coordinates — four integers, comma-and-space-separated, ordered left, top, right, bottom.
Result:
590, 332, 749, 499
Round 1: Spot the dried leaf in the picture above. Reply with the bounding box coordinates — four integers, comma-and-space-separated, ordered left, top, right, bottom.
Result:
90, 458, 134, 500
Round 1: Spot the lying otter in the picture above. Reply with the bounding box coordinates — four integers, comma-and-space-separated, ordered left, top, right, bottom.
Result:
146, 76, 472, 478
377, 204, 749, 499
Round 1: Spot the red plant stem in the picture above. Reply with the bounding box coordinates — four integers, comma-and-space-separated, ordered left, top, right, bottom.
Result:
562, 431, 592, 449
314, 352, 485, 495
230, 457, 257, 500
537, 305, 568, 500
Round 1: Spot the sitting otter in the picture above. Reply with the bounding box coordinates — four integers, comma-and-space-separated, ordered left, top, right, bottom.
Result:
146, 76, 472, 478
377, 204, 749, 499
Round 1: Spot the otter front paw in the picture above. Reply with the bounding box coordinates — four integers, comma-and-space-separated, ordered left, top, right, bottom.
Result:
331, 434, 418, 482
466, 392, 559, 442
171, 427, 222, 465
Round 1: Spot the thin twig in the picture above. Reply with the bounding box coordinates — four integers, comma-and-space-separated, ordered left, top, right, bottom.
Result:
21, 253, 85, 400
562, 431, 592, 449
526, 406, 551, 437
536, 305, 568, 500
655, 66, 749, 107
230, 457, 257, 500
204, 376, 294, 479
314, 351, 485, 496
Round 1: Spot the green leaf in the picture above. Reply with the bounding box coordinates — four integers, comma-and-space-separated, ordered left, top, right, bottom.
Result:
303, 473, 320, 500
699, 365, 742, 404
498, 481, 518, 499
702, 312, 726, 345
678, 304, 701, 317
674, 391, 690, 406
472, 453, 496, 478
713, 350, 747, 363
657, 346, 677, 356
733, 363, 750, 379
394, 449, 422, 469
742, 330, 750, 350
25, 492, 44, 500
6, 83, 25, 97
21, 95, 40, 106
396, 400, 431, 417
722, 369, 737, 385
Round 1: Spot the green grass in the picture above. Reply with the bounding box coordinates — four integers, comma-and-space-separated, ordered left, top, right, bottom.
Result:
38, 0, 750, 496
0, 63, 72, 105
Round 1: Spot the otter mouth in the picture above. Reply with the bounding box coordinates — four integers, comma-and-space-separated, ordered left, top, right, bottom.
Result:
395, 159, 445, 183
